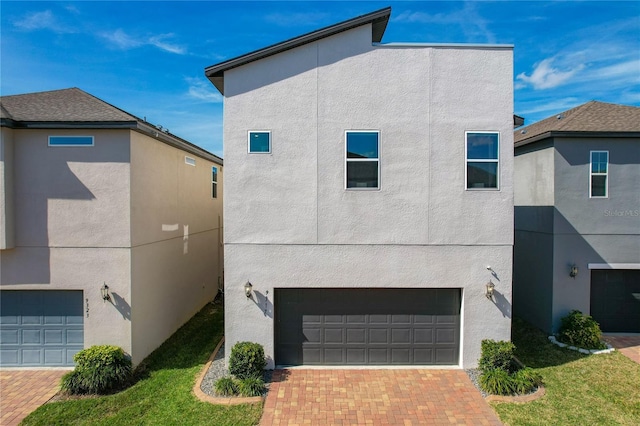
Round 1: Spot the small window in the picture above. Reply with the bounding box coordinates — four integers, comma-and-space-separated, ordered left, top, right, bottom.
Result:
590, 151, 608, 198
248, 131, 271, 153
212, 166, 218, 198
185, 156, 196, 166
466, 132, 499, 190
346, 131, 379, 189
48, 136, 94, 146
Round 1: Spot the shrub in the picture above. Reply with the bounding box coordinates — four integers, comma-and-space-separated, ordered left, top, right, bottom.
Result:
479, 368, 515, 395
229, 341, 266, 380
238, 377, 266, 397
214, 377, 238, 396
478, 340, 517, 373
557, 310, 606, 350
61, 345, 132, 394
511, 367, 543, 394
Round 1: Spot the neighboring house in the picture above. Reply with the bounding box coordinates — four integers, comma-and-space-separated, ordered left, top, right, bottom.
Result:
513, 101, 640, 334
0, 88, 223, 367
206, 8, 514, 369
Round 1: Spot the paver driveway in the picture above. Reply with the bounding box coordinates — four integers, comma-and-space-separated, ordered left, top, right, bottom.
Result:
0, 369, 67, 426
260, 369, 502, 426
603, 334, 640, 364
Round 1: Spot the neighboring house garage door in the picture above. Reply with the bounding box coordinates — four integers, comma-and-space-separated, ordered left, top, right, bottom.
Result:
0, 290, 84, 367
275, 288, 460, 366
590, 270, 640, 333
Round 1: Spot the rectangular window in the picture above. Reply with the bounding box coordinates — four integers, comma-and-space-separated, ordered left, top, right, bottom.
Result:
48, 136, 94, 146
248, 131, 271, 153
466, 132, 499, 190
185, 156, 196, 166
212, 166, 218, 198
590, 151, 608, 198
346, 131, 379, 189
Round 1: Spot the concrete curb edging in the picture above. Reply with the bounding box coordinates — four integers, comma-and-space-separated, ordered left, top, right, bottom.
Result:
192, 336, 264, 406
548, 336, 615, 354
486, 385, 546, 404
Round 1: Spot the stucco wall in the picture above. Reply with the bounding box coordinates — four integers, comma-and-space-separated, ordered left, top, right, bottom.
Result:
222, 25, 513, 368
0, 128, 15, 249
129, 132, 223, 365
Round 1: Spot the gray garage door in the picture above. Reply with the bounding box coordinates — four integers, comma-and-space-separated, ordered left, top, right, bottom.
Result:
0, 290, 84, 366
275, 288, 460, 366
591, 270, 640, 333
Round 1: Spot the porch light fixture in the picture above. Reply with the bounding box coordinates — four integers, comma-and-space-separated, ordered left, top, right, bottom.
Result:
101, 283, 111, 302
570, 265, 578, 279
244, 281, 253, 298
485, 281, 495, 299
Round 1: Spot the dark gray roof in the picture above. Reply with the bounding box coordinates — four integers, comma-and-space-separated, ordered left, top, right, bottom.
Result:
515, 101, 640, 147
1, 88, 222, 164
205, 7, 392, 94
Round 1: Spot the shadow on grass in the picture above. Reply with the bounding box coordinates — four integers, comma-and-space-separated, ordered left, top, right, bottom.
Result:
512, 317, 586, 369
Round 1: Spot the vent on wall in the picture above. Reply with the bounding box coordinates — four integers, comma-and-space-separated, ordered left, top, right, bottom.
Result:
185, 156, 196, 166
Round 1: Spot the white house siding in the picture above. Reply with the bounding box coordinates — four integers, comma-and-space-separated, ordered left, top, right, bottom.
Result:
223, 25, 513, 368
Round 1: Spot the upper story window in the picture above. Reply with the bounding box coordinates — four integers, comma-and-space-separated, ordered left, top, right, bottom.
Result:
248, 131, 271, 153
48, 136, 94, 146
346, 131, 379, 189
212, 166, 218, 198
590, 151, 608, 198
466, 131, 499, 190
185, 156, 196, 166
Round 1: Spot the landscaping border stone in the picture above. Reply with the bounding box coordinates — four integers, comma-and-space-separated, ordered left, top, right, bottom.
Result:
547, 336, 615, 354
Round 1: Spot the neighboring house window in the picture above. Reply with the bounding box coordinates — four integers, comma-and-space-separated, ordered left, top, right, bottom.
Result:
48, 136, 93, 146
248, 131, 271, 153
590, 151, 608, 198
466, 131, 499, 190
346, 131, 379, 189
185, 156, 196, 166
212, 166, 218, 198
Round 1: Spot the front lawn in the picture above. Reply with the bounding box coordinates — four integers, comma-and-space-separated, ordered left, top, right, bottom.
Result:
492, 317, 640, 425
22, 299, 262, 426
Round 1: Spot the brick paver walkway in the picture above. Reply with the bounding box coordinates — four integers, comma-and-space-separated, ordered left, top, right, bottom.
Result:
260, 369, 502, 425
0, 370, 67, 426
603, 335, 640, 364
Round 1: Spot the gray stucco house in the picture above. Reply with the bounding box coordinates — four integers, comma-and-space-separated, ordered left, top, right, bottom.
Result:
513, 101, 640, 334
0, 88, 224, 366
206, 8, 514, 369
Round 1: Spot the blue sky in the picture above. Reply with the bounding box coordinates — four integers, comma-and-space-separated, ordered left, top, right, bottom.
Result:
2, 1, 639, 157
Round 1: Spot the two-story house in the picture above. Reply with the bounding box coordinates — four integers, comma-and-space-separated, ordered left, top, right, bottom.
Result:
206, 7, 514, 368
0, 88, 224, 366
514, 101, 640, 334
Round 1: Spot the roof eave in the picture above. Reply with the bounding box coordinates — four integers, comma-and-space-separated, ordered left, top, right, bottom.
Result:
514, 131, 640, 148
205, 7, 392, 95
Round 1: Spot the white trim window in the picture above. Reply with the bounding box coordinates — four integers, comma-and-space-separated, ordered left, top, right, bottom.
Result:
466, 131, 499, 190
248, 131, 271, 153
590, 151, 608, 198
48, 136, 94, 146
212, 166, 218, 199
345, 130, 380, 189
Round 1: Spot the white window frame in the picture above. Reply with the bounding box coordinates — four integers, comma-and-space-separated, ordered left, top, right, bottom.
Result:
48, 136, 94, 147
345, 130, 380, 190
212, 166, 218, 199
589, 150, 608, 198
248, 131, 271, 154
185, 156, 196, 166
465, 131, 500, 191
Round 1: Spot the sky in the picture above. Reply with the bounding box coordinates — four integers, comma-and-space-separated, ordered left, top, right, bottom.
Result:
1, 1, 639, 157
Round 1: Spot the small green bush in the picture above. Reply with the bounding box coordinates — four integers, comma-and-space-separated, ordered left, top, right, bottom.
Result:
238, 377, 265, 397
478, 340, 517, 373
511, 367, 543, 394
480, 368, 515, 395
214, 377, 238, 396
557, 310, 606, 350
61, 345, 132, 394
229, 341, 266, 380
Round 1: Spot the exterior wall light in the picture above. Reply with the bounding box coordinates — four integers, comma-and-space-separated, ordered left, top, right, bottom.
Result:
570, 265, 578, 278
244, 281, 253, 298
485, 281, 495, 299
101, 283, 111, 301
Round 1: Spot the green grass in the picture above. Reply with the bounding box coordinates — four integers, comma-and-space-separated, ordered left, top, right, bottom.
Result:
22, 299, 262, 426
492, 317, 640, 426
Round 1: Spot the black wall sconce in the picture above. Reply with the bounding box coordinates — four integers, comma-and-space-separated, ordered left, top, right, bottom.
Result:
244, 281, 253, 298
485, 281, 495, 299
101, 283, 111, 302
570, 265, 578, 279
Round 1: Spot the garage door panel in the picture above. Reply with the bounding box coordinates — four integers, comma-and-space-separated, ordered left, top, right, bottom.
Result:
347, 328, 366, 343
591, 270, 640, 333
1, 329, 19, 344
324, 329, 344, 343
391, 329, 410, 343
67, 330, 84, 344
414, 329, 433, 344
0, 350, 18, 364
45, 349, 64, 364
369, 348, 388, 363
414, 315, 434, 324
23, 330, 42, 344
436, 348, 456, 364
436, 328, 456, 344
347, 348, 365, 363
45, 329, 64, 344
369, 329, 389, 343
323, 348, 344, 364
347, 315, 366, 324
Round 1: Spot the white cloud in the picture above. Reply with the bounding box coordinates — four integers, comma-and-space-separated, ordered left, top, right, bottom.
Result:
99, 30, 186, 54
518, 97, 580, 116
13, 10, 74, 34
516, 58, 584, 90
100, 29, 143, 49
186, 77, 222, 103
149, 34, 186, 55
